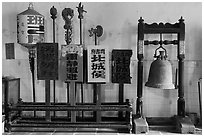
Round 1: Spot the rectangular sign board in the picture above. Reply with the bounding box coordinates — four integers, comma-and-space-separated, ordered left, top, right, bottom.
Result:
61, 44, 83, 82
112, 50, 132, 83
37, 43, 58, 80
87, 45, 109, 83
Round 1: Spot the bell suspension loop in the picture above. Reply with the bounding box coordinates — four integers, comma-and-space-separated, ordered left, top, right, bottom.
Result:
154, 33, 168, 59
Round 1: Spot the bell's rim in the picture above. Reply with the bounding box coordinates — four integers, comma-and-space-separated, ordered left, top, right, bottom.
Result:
145, 82, 175, 89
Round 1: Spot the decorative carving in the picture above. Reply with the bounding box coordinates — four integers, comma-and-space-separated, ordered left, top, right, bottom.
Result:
138, 17, 144, 23
144, 22, 179, 29
144, 40, 178, 45
50, 6, 57, 20
62, 8, 74, 45
137, 40, 144, 55
179, 40, 185, 55
76, 2, 87, 19
88, 25, 103, 37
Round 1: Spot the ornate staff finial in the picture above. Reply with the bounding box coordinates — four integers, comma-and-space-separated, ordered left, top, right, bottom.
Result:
88, 25, 103, 37
50, 6, 57, 20
62, 8, 74, 45
76, 2, 87, 19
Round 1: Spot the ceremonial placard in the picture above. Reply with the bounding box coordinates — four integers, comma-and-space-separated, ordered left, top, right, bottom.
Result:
87, 46, 109, 83
37, 43, 58, 80
112, 50, 132, 83
61, 44, 83, 82
5, 43, 15, 59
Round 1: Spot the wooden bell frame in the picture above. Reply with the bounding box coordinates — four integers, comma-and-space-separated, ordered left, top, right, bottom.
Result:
136, 17, 185, 117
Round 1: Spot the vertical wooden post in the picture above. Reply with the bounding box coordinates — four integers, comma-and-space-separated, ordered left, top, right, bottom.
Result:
50, 5, 57, 118
93, 32, 98, 120
93, 84, 97, 119
70, 82, 76, 122
198, 79, 202, 125
3, 79, 9, 132
177, 17, 185, 117
88, 25, 103, 122
125, 99, 130, 122
29, 49, 36, 117
136, 17, 144, 118
45, 80, 51, 121
67, 82, 70, 118
96, 84, 101, 122
118, 83, 124, 118
77, 3, 87, 119
95, 33, 102, 123
62, 7, 75, 120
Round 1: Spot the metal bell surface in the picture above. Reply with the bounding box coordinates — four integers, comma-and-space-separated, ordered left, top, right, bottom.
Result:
145, 51, 175, 89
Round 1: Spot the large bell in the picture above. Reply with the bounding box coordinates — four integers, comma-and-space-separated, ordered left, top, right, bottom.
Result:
145, 51, 175, 89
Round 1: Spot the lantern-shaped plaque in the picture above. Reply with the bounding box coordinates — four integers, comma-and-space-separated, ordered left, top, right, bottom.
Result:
87, 45, 109, 83
61, 44, 83, 82
17, 3, 44, 47
112, 50, 132, 83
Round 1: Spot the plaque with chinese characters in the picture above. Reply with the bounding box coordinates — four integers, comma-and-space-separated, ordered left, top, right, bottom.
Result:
112, 50, 132, 83
37, 43, 58, 80
5, 43, 15, 59
87, 46, 109, 83
61, 44, 83, 82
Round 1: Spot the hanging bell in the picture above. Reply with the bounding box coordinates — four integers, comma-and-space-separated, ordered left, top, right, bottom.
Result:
145, 51, 175, 89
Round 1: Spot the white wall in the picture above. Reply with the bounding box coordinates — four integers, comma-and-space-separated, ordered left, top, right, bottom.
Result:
2, 2, 202, 117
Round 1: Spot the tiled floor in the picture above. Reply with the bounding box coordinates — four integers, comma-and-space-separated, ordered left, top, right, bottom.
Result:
2, 127, 202, 135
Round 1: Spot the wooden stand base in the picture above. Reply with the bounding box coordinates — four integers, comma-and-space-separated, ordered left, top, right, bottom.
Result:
132, 115, 149, 134
174, 115, 195, 134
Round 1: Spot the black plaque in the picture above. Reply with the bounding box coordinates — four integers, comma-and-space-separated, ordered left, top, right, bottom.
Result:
5, 43, 15, 59
112, 50, 132, 83
37, 43, 58, 80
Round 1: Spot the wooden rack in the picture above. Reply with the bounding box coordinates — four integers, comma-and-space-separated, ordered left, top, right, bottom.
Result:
3, 77, 132, 133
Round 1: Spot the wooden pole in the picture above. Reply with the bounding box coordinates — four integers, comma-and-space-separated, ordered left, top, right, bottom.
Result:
79, 18, 84, 119
177, 17, 185, 117
70, 82, 76, 122
118, 83, 124, 118
77, 2, 87, 119
198, 79, 202, 125
67, 82, 70, 118
136, 17, 144, 118
66, 28, 70, 118
95, 33, 101, 122
62, 7, 75, 120
50, 5, 57, 118
45, 80, 51, 121
29, 49, 36, 117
